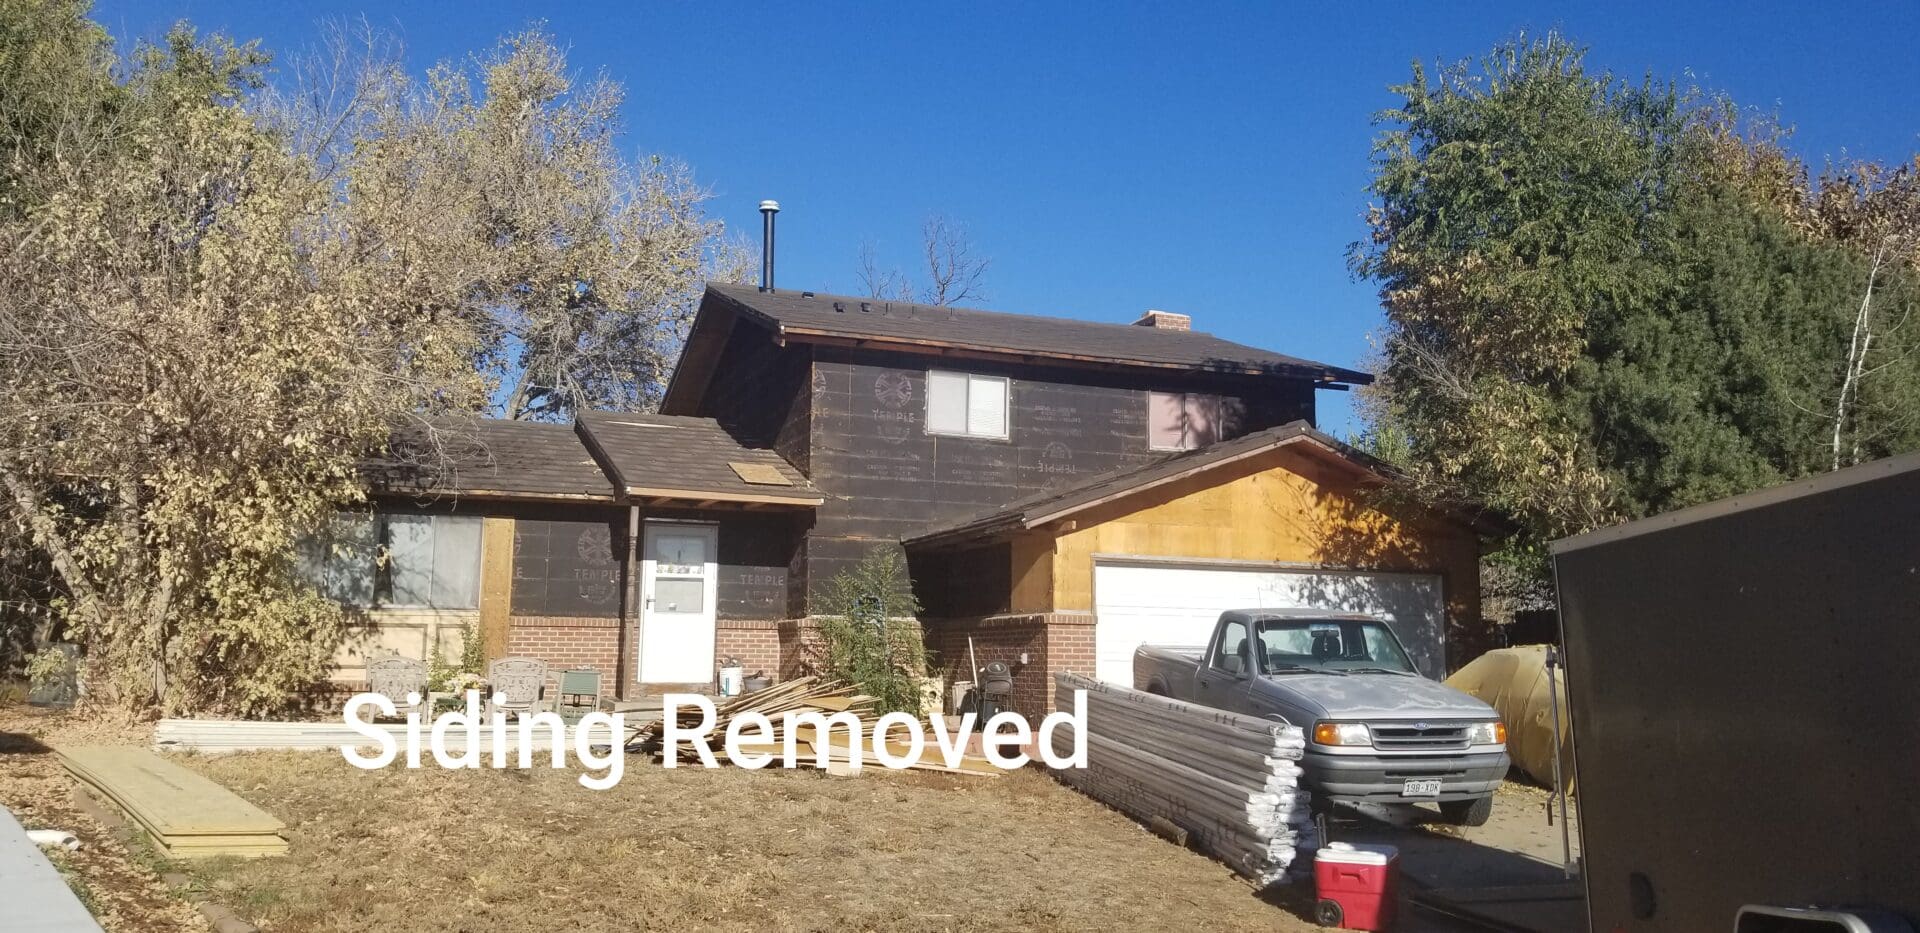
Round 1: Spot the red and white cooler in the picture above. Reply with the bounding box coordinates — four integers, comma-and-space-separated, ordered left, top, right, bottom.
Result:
1313, 842, 1399, 930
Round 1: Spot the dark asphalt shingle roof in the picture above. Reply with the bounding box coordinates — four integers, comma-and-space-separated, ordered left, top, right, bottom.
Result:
575, 412, 820, 504
705, 283, 1372, 384
369, 419, 617, 500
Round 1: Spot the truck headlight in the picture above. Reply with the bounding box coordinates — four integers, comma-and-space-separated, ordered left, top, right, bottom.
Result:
1312, 721, 1372, 747
1467, 721, 1507, 746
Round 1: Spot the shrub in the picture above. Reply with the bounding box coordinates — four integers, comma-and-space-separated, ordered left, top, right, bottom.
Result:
811, 547, 927, 716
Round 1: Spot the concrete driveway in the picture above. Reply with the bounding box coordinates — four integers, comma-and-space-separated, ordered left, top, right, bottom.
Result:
1326, 783, 1586, 931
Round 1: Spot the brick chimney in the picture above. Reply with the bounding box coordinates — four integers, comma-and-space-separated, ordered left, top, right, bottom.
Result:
1132, 309, 1191, 331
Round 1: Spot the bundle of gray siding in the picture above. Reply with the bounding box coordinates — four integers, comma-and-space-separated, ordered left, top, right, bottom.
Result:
1050, 671, 1317, 887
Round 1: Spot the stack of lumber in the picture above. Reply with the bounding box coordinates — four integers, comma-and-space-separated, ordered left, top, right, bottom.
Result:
1050, 672, 1316, 887
628, 676, 998, 777
59, 747, 287, 859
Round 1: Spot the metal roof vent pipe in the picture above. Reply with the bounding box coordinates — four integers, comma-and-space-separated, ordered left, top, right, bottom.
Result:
758, 199, 780, 292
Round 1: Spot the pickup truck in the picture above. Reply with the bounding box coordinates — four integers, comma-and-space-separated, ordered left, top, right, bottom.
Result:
1135, 608, 1509, 825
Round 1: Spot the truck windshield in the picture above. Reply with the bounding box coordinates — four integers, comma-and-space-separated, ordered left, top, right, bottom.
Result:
1254, 619, 1416, 675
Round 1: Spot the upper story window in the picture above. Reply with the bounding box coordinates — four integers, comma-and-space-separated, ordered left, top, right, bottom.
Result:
926, 370, 1009, 440
1150, 391, 1224, 450
299, 512, 482, 610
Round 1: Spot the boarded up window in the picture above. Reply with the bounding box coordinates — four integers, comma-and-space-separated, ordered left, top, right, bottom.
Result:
1149, 391, 1224, 450
926, 370, 1009, 439
512, 518, 625, 618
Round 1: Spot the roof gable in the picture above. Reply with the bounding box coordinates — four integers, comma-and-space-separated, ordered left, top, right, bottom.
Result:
574, 412, 821, 507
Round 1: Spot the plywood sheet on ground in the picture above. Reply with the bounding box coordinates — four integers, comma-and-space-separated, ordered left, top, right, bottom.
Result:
60, 746, 286, 858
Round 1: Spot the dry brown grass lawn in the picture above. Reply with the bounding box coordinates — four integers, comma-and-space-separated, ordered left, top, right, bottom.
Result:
0, 707, 210, 933
176, 748, 1322, 933
3, 705, 1325, 932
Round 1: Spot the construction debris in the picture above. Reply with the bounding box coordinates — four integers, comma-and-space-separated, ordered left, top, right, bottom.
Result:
59, 747, 287, 859
1049, 672, 1316, 887
154, 717, 615, 754
627, 676, 1000, 777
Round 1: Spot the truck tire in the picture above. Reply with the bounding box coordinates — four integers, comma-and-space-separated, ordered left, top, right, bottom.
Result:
1441, 796, 1493, 827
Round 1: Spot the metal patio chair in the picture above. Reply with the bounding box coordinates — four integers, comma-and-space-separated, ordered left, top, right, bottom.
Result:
484, 657, 549, 719
365, 657, 427, 719
553, 669, 603, 725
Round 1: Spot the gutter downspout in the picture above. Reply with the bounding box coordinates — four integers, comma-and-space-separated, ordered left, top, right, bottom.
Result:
617, 503, 641, 700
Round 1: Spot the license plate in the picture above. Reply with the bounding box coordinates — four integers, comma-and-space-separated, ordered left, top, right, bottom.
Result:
1401, 779, 1443, 797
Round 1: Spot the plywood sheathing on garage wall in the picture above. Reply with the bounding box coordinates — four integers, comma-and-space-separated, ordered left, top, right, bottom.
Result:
1020, 444, 1485, 659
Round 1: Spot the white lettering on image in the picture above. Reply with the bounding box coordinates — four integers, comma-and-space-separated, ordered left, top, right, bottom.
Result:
339, 689, 1090, 788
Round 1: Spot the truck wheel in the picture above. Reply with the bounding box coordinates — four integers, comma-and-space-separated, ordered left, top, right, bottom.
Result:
1314, 898, 1344, 927
1441, 796, 1493, 827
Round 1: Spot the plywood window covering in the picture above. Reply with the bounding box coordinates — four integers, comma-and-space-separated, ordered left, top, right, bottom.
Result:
1149, 391, 1223, 450
926, 370, 1009, 439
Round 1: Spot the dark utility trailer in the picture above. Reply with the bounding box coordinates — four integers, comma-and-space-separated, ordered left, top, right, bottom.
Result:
1553, 453, 1920, 933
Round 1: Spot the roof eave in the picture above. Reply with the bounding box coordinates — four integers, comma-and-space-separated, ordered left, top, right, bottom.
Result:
623, 485, 823, 508
774, 327, 1369, 385
368, 487, 619, 505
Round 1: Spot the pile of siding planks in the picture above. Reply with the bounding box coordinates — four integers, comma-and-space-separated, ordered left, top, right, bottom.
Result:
1049, 672, 1316, 887
628, 676, 999, 777
60, 747, 287, 858
154, 718, 611, 754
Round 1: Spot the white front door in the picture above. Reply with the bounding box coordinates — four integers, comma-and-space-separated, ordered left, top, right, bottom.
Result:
639, 523, 718, 684
1092, 561, 1448, 685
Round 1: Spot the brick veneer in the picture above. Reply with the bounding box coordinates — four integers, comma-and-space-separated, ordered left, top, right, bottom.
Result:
775, 616, 931, 684
506, 614, 805, 698
505, 615, 622, 694
926, 612, 1095, 719
715, 619, 781, 681
497, 612, 1107, 711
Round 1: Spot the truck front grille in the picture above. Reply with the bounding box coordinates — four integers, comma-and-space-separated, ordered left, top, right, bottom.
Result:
1370, 723, 1470, 751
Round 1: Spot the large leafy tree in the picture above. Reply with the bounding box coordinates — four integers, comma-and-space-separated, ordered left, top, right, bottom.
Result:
0, 10, 750, 712
272, 26, 746, 421
1353, 33, 1920, 599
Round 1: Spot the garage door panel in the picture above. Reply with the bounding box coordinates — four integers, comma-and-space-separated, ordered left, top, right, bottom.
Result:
1093, 562, 1446, 685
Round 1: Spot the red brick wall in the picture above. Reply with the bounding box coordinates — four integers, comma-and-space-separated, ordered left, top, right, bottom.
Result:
506, 615, 620, 695
1041, 613, 1096, 709
777, 618, 822, 679
506, 615, 814, 699
715, 619, 781, 681
926, 612, 1096, 718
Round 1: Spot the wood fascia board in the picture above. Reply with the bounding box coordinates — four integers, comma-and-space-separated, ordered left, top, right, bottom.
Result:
775, 328, 1360, 383
367, 488, 617, 505
623, 485, 822, 507
660, 300, 742, 413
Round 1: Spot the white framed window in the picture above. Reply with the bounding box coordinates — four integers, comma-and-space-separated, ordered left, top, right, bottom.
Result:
1149, 391, 1224, 450
926, 370, 1010, 439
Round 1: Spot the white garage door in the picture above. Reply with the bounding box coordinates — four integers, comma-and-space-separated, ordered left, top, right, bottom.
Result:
1092, 561, 1447, 686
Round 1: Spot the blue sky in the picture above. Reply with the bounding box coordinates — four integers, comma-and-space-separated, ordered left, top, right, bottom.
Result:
89, 1, 1920, 435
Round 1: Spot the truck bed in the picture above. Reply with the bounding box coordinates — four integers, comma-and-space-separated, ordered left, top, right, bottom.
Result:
1133, 643, 1204, 693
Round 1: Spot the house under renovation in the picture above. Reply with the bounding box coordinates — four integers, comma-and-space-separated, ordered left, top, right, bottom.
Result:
316, 283, 1496, 714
